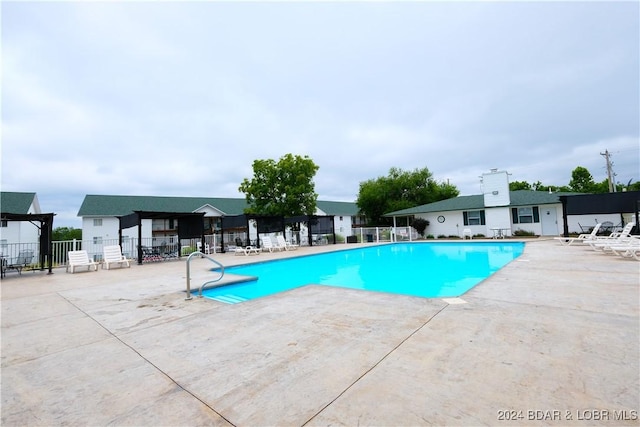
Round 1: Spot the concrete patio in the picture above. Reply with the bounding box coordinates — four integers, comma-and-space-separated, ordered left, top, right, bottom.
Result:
1, 239, 638, 426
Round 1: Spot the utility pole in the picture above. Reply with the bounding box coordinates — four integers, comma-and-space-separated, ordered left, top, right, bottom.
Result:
600, 149, 616, 192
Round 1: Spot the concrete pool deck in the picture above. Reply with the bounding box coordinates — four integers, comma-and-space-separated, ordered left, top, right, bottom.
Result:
1, 239, 638, 426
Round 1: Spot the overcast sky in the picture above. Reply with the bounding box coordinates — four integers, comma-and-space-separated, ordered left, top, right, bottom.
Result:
2, 1, 639, 228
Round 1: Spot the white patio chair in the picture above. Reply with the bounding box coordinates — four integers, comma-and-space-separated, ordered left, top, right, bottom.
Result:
102, 245, 130, 270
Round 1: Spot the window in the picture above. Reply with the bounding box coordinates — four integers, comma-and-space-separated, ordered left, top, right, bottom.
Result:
463, 210, 486, 226
512, 207, 540, 224
0, 220, 7, 227
93, 218, 103, 227
93, 236, 103, 244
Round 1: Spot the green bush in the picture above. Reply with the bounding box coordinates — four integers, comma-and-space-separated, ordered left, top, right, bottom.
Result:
181, 246, 196, 256
513, 229, 537, 237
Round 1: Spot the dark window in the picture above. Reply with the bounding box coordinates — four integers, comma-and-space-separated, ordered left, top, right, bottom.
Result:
463, 210, 485, 226
512, 206, 540, 224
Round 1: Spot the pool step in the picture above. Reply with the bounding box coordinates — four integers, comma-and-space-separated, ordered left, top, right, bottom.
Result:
210, 294, 247, 304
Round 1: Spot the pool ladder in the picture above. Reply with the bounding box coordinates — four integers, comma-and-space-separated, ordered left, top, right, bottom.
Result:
185, 251, 225, 300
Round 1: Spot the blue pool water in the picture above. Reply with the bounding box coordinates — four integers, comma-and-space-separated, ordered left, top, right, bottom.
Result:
201, 242, 525, 303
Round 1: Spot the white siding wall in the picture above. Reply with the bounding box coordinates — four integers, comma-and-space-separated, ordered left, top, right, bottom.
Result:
82, 217, 153, 243
566, 213, 625, 234
485, 207, 511, 235
0, 200, 41, 246
416, 212, 467, 237
334, 216, 353, 237
482, 170, 511, 207
417, 203, 568, 238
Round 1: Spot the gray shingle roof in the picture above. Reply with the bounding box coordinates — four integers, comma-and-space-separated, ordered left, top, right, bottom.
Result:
77, 195, 249, 217
384, 191, 581, 216
0, 192, 36, 214
316, 200, 359, 216
78, 194, 359, 217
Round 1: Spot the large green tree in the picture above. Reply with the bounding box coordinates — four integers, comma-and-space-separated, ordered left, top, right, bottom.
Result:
356, 167, 459, 225
509, 180, 532, 191
239, 153, 319, 216
569, 166, 596, 193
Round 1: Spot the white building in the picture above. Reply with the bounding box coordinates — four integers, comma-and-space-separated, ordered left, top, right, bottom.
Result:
385, 170, 624, 238
0, 192, 43, 252
77, 195, 362, 251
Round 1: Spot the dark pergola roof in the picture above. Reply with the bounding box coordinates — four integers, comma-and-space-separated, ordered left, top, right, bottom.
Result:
0, 212, 55, 275
286, 215, 336, 246
559, 191, 640, 236
118, 211, 205, 264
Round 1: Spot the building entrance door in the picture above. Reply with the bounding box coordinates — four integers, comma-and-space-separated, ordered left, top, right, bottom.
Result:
540, 208, 558, 235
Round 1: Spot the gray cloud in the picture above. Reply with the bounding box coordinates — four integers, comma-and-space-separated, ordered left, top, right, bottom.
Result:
2, 1, 638, 228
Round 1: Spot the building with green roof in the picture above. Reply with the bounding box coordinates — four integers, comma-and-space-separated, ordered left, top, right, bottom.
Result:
384, 170, 617, 238
77, 194, 362, 249
0, 192, 44, 254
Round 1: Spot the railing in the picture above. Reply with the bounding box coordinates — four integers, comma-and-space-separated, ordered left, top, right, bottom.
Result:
351, 226, 417, 243
185, 251, 225, 300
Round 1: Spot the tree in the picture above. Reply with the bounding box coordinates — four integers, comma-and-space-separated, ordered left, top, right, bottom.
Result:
356, 167, 459, 225
412, 218, 429, 237
569, 166, 596, 193
509, 180, 532, 191
238, 153, 319, 216
628, 181, 640, 192
52, 227, 82, 241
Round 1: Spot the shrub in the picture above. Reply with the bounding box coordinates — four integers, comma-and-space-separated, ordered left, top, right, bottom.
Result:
181, 246, 196, 256
412, 218, 430, 237
513, 229, 537, 237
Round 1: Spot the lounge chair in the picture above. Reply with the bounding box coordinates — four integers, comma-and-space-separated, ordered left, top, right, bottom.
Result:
234, 246, 261, 256
261, 237, 284, 253
584, 223, 635, 251
67, 250, 99, 273
554, 223, 602, 246
4, 250, 35, 276
462, 229, 473, 240
276, 235, 298, 250
609, 239, 640, 261
102, 245, 130, 270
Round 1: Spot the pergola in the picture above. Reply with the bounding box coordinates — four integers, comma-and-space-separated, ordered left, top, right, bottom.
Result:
118, 211, 205, 264
286, 215, 336, 246
0, 212, 55, 274
220, 214, 285, 252
559, 191, 640, 236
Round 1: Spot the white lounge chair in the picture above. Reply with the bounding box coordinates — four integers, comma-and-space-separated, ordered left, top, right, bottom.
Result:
67, 250, 98, 273
276, 235, 298, 251
102, 245, 130, 270
234, 246, 261, 256
585, 223, 635, 251
261, 237, 284, 253
554, 223, 602, 246
609, 238, 640, 261
462, 229, 473, 240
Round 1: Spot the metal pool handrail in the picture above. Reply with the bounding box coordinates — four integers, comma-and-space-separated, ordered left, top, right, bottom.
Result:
185, 251, 225, 300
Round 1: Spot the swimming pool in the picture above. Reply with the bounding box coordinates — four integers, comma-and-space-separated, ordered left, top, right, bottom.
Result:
201, 242, 525, 303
